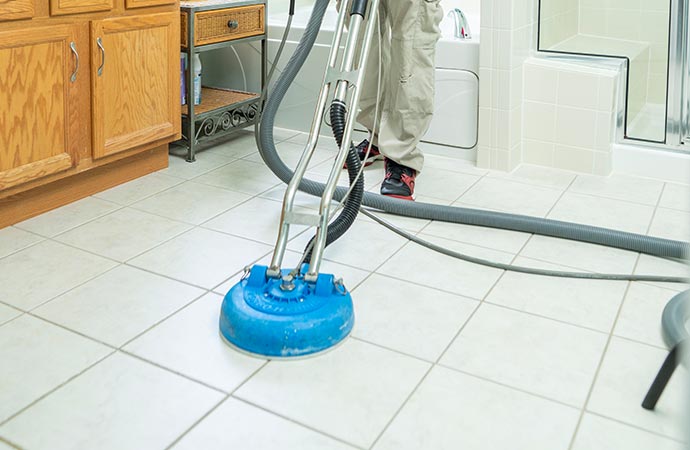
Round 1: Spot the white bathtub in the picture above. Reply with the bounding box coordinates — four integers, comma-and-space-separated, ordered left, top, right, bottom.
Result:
203, 2, 481, 160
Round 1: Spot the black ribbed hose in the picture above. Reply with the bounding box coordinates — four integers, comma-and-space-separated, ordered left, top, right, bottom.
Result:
303, 100, 364, 260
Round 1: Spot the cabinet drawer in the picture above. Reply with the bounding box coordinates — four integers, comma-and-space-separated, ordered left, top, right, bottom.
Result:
189, 4, 264, 47
126, 0, 175, 9
0, 0, 34, 21
50, 0, 113, 16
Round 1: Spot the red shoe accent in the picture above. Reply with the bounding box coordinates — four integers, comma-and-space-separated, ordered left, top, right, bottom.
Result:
383, 194, 415, 201
400, 173, 416, 195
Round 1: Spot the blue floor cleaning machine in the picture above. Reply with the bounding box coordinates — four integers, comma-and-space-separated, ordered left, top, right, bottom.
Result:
220, 0, 378, 357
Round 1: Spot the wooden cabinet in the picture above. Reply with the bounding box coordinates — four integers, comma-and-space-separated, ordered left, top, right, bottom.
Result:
0, 0, 179, 228
91, 12, 180, 159
0, 25, 80, 190
0, 0, 34, 21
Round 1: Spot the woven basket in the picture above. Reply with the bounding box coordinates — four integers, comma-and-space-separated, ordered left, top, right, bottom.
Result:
193, 4, 264, 46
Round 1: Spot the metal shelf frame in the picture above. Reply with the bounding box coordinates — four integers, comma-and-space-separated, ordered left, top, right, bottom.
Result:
178, 0, 267, 162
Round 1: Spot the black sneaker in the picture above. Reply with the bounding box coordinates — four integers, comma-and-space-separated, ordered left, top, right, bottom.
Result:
343, 139, 383, 169
381, 158, 416, 201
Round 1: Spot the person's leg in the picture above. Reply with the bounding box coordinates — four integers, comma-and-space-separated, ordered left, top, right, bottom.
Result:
337, 0, 389, 165
377, 0, 442, 174
355, 1, 389, 146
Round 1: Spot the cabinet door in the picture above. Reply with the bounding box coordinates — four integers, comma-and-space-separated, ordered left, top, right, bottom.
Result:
91, 12, 180, 159
0, 25, 79, 191
0, 0, 34, 22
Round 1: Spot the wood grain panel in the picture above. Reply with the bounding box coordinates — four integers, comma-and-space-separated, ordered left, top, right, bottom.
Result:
50, 0, 112, 16
0, 25, 77, 191
0, 0, 34, 21
0, 153, 71, 190
91, 12, 180, 159
125, 0, 175, 10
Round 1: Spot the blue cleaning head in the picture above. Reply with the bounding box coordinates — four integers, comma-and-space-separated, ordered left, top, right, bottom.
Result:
219, 265, 355, 358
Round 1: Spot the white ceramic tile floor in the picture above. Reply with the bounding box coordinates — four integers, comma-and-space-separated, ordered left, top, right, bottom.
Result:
128, 227, 273, 289
15, 197, 121, 238
659, 182, 690, 212
571, 413, 685, 450
92, 172, 184, 206
0, 240, 118, 311
32, 265, 204, 347
374, 366, 580, 450
0, 315, 110, 423
0, 304, 20, 326
458, 177, 563, 217
0, 352, 223, 450
1, 133, 688, 449
235, 339, 430, 449
441, 304, 608, 407
54, 208, 192, 262
614, 283, 679, 348
130, 181, 252, 225
587, 337, 688, 440
0, 227, 43, 259
547, 192, 656, 235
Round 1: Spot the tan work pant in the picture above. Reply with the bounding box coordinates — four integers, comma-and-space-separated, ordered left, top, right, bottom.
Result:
337, 0, 443, 173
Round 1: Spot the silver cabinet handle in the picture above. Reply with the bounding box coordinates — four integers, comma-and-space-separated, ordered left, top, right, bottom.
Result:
96, 37, 105, 76
69, 42, 79, 83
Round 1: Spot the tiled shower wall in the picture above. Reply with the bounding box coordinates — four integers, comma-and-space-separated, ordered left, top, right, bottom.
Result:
477, 0, 538, 171
521, 58, 619, 175
579, 0, 670, 105
539, 0, 579, 48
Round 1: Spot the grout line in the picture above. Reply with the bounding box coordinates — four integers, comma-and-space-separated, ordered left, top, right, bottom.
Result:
566, 184, 666, 449
481, 299, 612, 335
368, 232, 529, 449
117, 349, 227, 395
612, 334, 673, 352
566, 276, 631, 450
230, 396, 367, 450
434, 361, 583, 411
545, 174, 578, 217
348, 336, 434, 365
92, 172, 188, 207
15, 198, 126, 241
117, 290, 211, 349
0, 349, 117, 428
22, 263, 123, 314
0, 436, 22, 449
0, 227, 48, 260
163, 395, 229, 450
561, 186, 666, 210
584, 410, 688, 444
164, 359, 271, 449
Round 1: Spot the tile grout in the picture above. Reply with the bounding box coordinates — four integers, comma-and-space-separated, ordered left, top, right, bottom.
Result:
0, 348, 117, 428
164, 360, 271, 449
367, 226, 532, 449
3, 135, 688, 448
566, 181, 666, 449
230, 396, 367, 450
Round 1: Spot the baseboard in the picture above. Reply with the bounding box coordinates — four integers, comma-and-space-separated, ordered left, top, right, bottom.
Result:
0, 146, 169, 229
613, 143, 690, 184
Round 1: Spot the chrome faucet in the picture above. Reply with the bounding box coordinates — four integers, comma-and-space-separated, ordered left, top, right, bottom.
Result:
447, 8, 471, 39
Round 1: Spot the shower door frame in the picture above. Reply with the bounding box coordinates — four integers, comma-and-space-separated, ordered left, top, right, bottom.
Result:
667, 0, 689, 148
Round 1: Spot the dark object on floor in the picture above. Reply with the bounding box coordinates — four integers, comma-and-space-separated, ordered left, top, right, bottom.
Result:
642, 290, 689, 410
